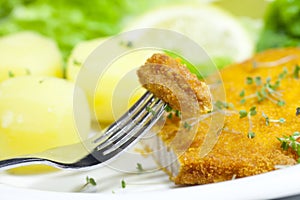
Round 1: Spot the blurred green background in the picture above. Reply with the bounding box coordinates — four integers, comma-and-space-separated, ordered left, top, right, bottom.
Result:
0, 0, 267, 60
1, 0, 300, 62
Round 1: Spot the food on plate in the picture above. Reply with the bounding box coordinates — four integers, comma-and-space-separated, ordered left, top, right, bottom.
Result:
140, 48, 300, 185
137, 53, 212, 115
0, 76, 91, 173
257, 0, 300, 51
0, 31, 63, 82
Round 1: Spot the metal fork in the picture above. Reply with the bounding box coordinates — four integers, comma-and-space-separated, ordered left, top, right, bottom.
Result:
0, 92, 166, 171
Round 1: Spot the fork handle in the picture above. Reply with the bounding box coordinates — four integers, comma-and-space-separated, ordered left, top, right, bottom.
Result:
0, 157, 46, 170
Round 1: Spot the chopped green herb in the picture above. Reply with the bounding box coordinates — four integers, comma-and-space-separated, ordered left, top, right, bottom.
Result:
249, 106, 257, 116
183, 121, 192, 130
296, 107, 300, 116
239, 107, 258, 138
214, 100, 233, 110
85, 176, 97, 186
262, 112, 270, 126
277, 100, 285, 107
8, 71, 14, 78
136, 163, 144, 172
146, 106, 156, 115
239, 90, 245, 97
240, 98, 246, 104
175, 110, 181, 118
277, 132, 300, 156
241, 74, 285, 106
262, 112, 285, 125
121, 179, 126, 189
294, 65, 300, 79
214, 100, 224, 109
246, 77, 253, 85
239, 110, 248, 118
167, 113, 173, 119
247, 132, 255, 139
255, 76, 262, 86
278, 68, 288, 80
164, 104, 172, 112
165, 106, 182, 119
278, 118, 286, 123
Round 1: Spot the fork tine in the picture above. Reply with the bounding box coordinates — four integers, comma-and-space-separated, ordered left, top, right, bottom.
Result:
102, 100, 165, 155
93, 91, 153, 144
93, 99, 166, 163
95, 93, 158, 151
97, 98, 165, 155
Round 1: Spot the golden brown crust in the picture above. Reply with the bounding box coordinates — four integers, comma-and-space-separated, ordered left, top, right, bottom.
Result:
137, 53, 212, 115
156, 48, 300, 185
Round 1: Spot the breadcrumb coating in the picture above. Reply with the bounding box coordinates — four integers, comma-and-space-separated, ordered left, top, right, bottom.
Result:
137, 53, 212, 116
154, 48, 300, 185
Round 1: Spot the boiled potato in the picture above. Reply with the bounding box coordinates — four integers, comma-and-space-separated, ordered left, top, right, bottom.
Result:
0, 31, 63, 82
66, 38, 104, 82
67, 38, 159, 124
0, 76, 91, 166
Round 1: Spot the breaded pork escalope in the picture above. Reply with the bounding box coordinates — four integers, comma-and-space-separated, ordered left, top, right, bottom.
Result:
137, 53, 212, 116
138, 49, 300, 185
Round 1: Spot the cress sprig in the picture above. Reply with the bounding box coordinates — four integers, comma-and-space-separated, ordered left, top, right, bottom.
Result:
277, 132, 300, 158
239, 106, 257, 139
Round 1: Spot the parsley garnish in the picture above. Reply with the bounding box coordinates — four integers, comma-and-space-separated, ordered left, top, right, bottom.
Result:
278, 67, 288, 80
239, 107, 257, 118
121, 179, 126, 189
247, 132, 255, 139
85, 176, 97, 186
277, 100, 286, 107
239, 110, 248, 118
249, 106, 257, 116
240, 73, 286, 106
294, 65, 300, 79
136, 163, 144, 172
277, 132, 300, 156
175, 110, 181, 117
78, 176, 97, 192
167, 113, 173, 119
239, 107, 257, 138
146, 106, 156, 115
164, 105, 181, 119
164, 104, 172, 112
183, 121, 192, 130
214, 100, 234, 110
296, 107, 300, 116
246, 77, 253, 85
239, 90, 245, 98
262, 112, 285, 126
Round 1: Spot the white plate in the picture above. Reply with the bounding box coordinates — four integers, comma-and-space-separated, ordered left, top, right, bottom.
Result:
1, 143, 300, 200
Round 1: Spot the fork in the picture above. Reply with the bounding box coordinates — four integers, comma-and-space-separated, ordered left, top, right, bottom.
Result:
0, 92, 166, 171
